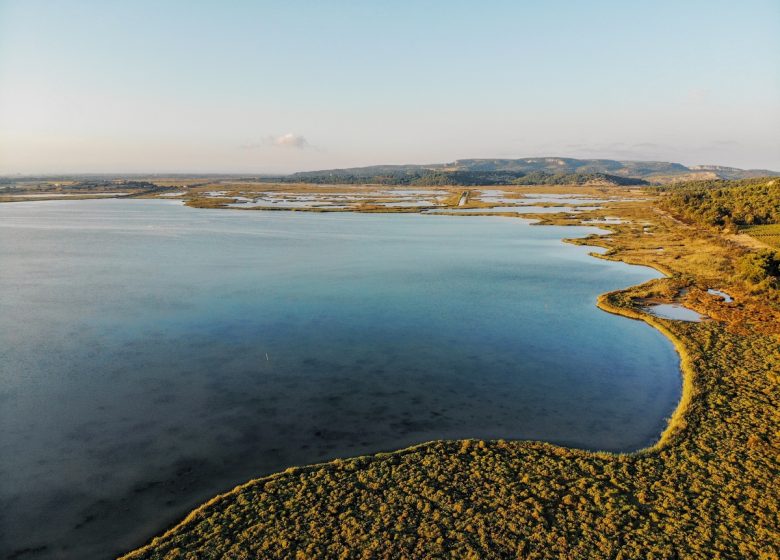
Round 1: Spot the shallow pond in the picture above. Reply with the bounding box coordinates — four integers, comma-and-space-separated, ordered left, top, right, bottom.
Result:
227, 198, 333, 208
518, 194, 614, 204
374, 200, 437, 207
707, 289, 733, 302
583, 217, 626, 225
425, 206, 576, 214
644, 303, 704, 322
0, 200, 680, 559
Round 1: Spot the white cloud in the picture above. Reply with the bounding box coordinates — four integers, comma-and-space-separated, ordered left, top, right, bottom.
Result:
271, 133, 309, 149
238, 133, 313, 152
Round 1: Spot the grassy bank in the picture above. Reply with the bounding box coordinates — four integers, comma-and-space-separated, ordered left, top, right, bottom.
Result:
122, 194, 779, 559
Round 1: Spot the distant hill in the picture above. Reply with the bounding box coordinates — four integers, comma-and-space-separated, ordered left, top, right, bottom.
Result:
281, 158, 779, 186
687, 165, 780, 180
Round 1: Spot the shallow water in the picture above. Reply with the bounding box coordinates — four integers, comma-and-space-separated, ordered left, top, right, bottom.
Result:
375, 200, 437, 207
644, 303, 704, 322
519, 194, 613, 205
377, 189, 444, 196
0, 200, 680, 559
425, 206, 574, 214
470, 190, 599, 203
2, 193, 130, 198
227, 198, 332, 208
707, 289, 733, 302
583, 217, 626, 224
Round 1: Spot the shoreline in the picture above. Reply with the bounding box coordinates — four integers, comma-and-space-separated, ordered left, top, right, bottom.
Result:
120, 197, 700, 559
5, 192, 773, 558
122, 303, 691, 559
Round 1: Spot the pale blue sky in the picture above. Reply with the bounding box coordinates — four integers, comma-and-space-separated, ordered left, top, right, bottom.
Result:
1, 0, 778, 173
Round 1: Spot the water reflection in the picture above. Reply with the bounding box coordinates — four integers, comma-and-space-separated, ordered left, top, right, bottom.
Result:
0, 200, 681, 559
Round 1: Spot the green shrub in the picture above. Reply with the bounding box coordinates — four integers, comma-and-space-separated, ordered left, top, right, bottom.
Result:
736, 249, 780, 288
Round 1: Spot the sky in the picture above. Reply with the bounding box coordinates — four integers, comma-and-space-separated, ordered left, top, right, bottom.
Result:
1, 0, 778, 174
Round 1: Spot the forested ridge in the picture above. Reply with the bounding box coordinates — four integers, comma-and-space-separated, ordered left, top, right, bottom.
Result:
280, 157, 778, 184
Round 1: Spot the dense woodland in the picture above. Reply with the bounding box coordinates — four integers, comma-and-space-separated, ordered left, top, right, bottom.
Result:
510, 171, 646, 186
659, 177, 780, 227
658, 177, 780, 289
269, 170, 647, 187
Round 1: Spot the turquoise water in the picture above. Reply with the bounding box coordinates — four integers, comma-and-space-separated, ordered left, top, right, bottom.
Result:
0, 200, 680, 559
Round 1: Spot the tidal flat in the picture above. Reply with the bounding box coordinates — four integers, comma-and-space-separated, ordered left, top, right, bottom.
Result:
0, 199, 681, 559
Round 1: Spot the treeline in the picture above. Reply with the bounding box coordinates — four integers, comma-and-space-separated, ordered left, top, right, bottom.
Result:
60, 180, 159, 191
272, 170, 647, 187
412, 170, 534, 186
658, 177, 780, 227
658, 177, 780, 289
510, 171, 645, 186
737, 249, 780, 290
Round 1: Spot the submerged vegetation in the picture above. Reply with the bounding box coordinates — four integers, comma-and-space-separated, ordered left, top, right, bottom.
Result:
123, 184, 780, 559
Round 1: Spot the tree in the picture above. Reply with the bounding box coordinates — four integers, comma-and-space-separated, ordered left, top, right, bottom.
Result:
736, 249, 780, 288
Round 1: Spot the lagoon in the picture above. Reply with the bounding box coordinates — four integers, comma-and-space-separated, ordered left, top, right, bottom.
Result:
0, 199, 680, 559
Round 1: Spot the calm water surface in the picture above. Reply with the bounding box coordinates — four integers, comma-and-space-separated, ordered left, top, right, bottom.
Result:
644, 303, 704, 322
0, 200, 680, 559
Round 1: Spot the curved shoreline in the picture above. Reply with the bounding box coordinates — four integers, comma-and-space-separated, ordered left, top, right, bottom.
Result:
123, 303, 694, 560
567, 233, 693, 452
120, 208, 695, 558
595, 293, 693, 453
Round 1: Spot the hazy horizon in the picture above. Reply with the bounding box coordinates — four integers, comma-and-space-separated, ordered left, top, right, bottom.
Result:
1, 0, 779, 174
2, 152, 780, 178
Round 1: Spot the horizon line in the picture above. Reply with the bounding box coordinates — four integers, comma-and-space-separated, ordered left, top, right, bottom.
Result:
2, 156, 780, 178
